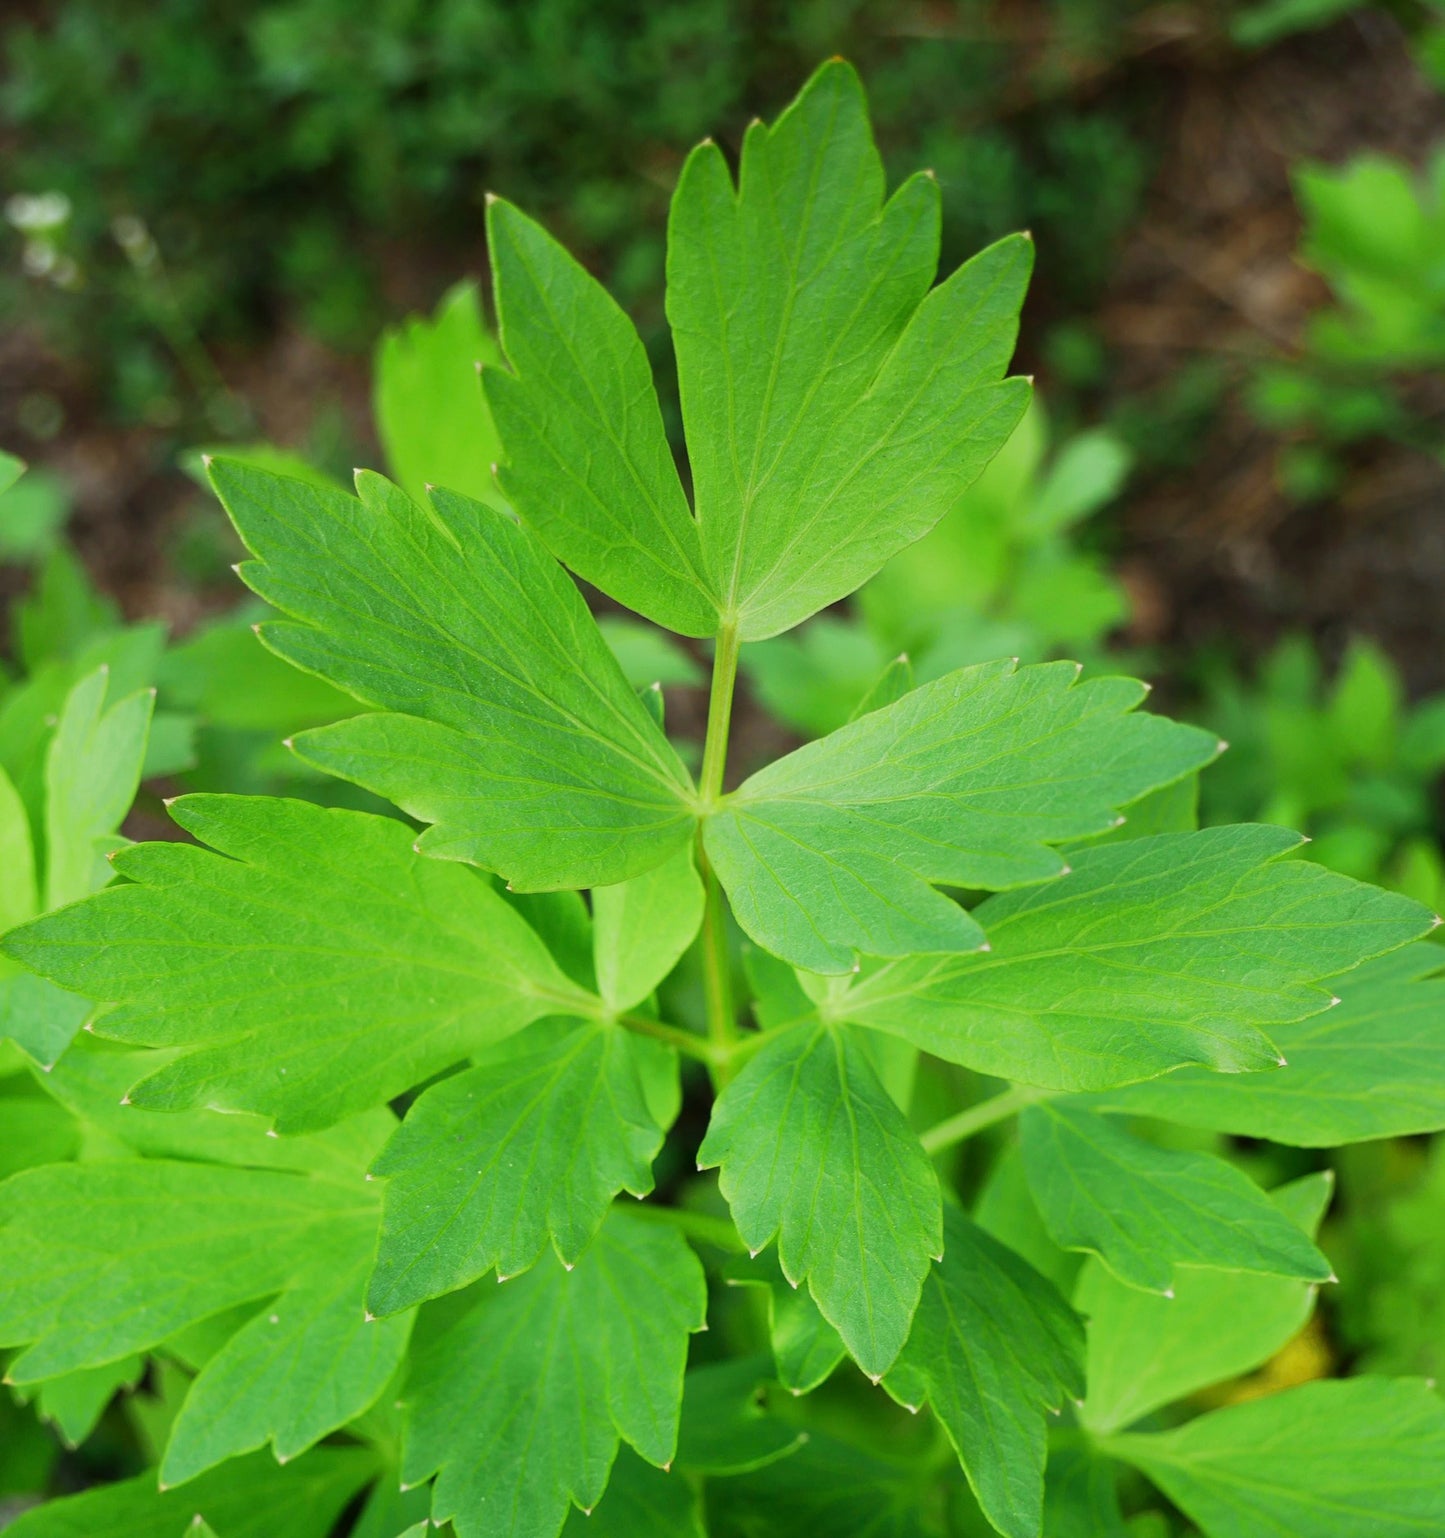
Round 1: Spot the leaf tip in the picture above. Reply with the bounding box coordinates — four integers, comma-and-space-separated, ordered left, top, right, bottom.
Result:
1059, 864, 1072, 877
282, 738, 294, 750
866, 1372, 882, 1386
1327, 1272, 1340, 1284
265, 1127, 279, 1138
119, 1093, 131, 1106
1022, 227, 1034, 241
484, 190, 499, 206
363, 1310, 377, 1323
200, 452, 214, 468
1112, 815, 1127, 828
1216, 739, 1230, 754
1432, 914, 1444, 929
1329, 996, 1342, 1007
1277, 1054, 1289, 1067
977, 940, 991, 952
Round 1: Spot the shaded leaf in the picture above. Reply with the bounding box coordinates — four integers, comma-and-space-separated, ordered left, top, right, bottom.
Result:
884, 1206, 1084, 1538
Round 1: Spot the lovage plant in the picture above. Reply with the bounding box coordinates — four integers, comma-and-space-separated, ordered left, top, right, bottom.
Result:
4, 63, 1445, 1538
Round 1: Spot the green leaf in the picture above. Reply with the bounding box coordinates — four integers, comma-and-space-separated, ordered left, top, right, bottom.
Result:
0, 1161, 406, 1458
1087, 942, 1445, 1144
596, 618, 703, 690
707, 1430, 934, 1538
883, 1206, 1084, 1538
39, 1035, 395, 1181
1078, 1172, 1333, 1434
1104, 1378, 1445, 1537
668, 62, 1031, 641
0, 1082, 79, 1180
828, 825, 1432, 1088
485, 199, 715, 638
1043, 1447, 1128, 1538
0, 762, 37, 931
560, 1447, 704, 1538
367, 1020, 665, 1314
706, 660, 1217, 973
208, 458, 696, 888
374, 280, 506, 509
675, 1359, 808, 1474
722, 1251, 847, 1394
2, 795, 593, 1130
0, 448, 24, 497
402, 1207, 706, 1538
0, 1447, 376, 1538
698, 1020, 941, 1379
161, 1238, 411, 1485
0, 973, 91, 1070
1018, 1102, 1333, 1294
32, 1355, 144, 1447
44, 665, 153, 909
592, 845, 704, 1011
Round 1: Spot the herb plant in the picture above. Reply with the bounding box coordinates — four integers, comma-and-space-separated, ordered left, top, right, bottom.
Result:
4, 63, 1445, 1538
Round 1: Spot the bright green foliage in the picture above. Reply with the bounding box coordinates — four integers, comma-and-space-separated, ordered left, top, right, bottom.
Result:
1297, 152, 1445, 369
884, 1206, 1084, 1538
3, 60, 1442, 1538
699, 1020, 943, 1378
666, 65, 1031, 642
1093, 943, 1445, 1144
210, 461, 695, 887
1105, 1378, 1445, 1537
706, 661, 1215, 973
592, 846, 704, 1011
43, 665, 153, 909
0, 665, 154, 1067
4, 795, 593, 1130
0, 1158, 409, 1475
367, 1021, 667, 1313
374, 280, 506, 509
402, 1208, 705, 1538
1198, 634, 1445, 907
0, 448, 23, 497
1077, 1172, 1332, 1433
828, 825, 1427, 1088
1019, 1101, 1331, 1292
485, 197, 715, 638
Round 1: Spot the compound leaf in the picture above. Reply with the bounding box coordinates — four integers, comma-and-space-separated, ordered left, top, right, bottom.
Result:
0, 1447, 376, 1538
485, 200, 714, 637
1078, 1172, 1333, 1434
208, 459, 695, 889
706, 660, 1217, 974
2, 796, 593, 1130
367, 1019, 665, 1315
829, 825, 1433, 1088
1018, 1102, 1332, 1294
697, 1020, 942, 1379
1104, 1378, 1445, 1538
1087, 942, 1445, 1144
668, 61, 1031, 641
884, 1206, 1084, 1538
402, 1207, 706, 1538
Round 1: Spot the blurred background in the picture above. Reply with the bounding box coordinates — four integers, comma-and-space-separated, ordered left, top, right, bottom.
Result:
4, 0, 1445, 1493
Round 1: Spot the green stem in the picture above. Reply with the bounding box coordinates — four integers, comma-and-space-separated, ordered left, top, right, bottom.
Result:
617, 1010, 720, 1065
628, 1201, 747, 1253
699, 621, 740, 809
919, 1084, 1051, 1154
698, 621, 742, 1080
